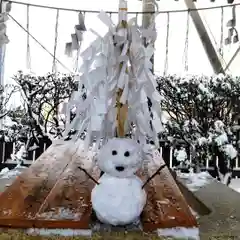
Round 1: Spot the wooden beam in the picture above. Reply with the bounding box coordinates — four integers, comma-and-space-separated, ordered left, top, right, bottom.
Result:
140, 150, 198, 231
224, 44, 240, 72
184, 0, 225, 74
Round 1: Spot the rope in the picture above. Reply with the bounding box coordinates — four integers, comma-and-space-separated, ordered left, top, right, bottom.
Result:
52, 9, 59, 73
3, 0, 240, 14
164, 12, 170, 76
183, 10, 189, 72
201, 10, 227, 66
0, 0, 5, 83
26, 4, 31, 71
220, 7, 224, 57
7, 13, 73, 73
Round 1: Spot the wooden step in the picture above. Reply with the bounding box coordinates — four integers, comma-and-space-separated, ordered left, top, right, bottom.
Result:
141, 149, 198, 231
35, 156, 100, 229
0, 141, 99, 229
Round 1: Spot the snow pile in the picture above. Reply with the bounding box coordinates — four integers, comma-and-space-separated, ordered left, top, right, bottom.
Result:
158, 227, 199, 240
215, 132, 228, 146
26, 228, 91, 237
197, 137, 207, 146
229, 178, 240, 193
222, 144, 237, 160
91, 138, 146, 226
177, 171, 213, 192
0, 166, 26, 179
36, 207, 82, 220
92, 174, 146, 226
174, 148, 187, 162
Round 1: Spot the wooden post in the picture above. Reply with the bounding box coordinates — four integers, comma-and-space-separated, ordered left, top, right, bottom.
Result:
116, 0, 129, 137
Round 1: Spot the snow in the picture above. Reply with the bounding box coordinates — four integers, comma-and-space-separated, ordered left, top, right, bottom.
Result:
91, 173, 146, 226
174, 148, 187, 162
183, 119, 199, 132
26, 228, 92, 237
157, 227, 199, 240
0, 166, 26, 179
97, 138, 143, 178
214, 120, 225, 133
198, 82, 209, 94
197, 137, 207, 146
222, 144, 237, 159
229, 178, 240, 193
36, 207, 82, 220
215, 133, 228, 146
91, 137, 146, 226
177, 171, 213, 192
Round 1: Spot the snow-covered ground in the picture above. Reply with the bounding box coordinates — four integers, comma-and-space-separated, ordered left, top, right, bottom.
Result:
229, 178, 240, 193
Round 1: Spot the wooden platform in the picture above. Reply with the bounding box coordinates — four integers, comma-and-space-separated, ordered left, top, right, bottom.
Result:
140, 149, 198, 231
0, 141, 100, 229
0, 142, 198, 231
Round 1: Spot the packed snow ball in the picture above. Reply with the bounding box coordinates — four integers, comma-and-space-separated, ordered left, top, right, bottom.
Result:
91, 137, 147, 226
97, 137, 143, 178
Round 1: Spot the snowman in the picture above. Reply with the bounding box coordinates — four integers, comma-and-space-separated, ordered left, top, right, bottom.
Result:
91, 137, 147, 226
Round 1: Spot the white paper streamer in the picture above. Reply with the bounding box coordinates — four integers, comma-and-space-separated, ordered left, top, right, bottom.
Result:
75, 25, 83, 41
71, 34, 79, 50
64, 4, 163, 150
65, 42, 72, 57
0, 7, 10, 47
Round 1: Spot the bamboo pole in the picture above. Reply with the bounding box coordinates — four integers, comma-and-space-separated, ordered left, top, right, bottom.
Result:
116, 0, 128, 138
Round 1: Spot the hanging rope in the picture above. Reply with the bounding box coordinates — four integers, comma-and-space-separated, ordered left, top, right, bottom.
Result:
52, 9, 59, 73
3, 0, 240, 14
0, 0, 5, 84
219, 7, 224, 57
202, 12, 227, 67
164, 12, 170, 76
183, 10, 189, 72
26, 4, 31, 71
8, 13, 72, 73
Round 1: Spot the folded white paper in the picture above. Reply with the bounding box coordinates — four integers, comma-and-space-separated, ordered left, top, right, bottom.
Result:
71, 34, 79, 50
64, 7, 164, 152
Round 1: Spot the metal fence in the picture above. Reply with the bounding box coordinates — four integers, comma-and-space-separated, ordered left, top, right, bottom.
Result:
1, 140, 240, 177
0, 140, 52, 169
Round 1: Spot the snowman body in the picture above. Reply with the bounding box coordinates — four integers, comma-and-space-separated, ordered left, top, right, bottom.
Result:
91, 138, 147, 226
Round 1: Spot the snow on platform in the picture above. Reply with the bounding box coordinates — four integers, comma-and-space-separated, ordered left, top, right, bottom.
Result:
177, 171, 213, 192
229, 178, 240, 193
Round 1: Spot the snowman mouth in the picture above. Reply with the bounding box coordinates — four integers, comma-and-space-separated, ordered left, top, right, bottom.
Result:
115, 166, 125, 172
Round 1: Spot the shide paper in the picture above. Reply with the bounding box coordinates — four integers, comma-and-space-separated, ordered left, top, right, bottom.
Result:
0, 2, 11, 46
65, 7, 164, 151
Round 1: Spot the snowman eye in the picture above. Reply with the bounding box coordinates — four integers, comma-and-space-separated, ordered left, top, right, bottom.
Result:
112, 150, 117, 155
124, 151, 130, 157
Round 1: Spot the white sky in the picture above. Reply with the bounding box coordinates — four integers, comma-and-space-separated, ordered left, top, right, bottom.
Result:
3, 0, 240, 87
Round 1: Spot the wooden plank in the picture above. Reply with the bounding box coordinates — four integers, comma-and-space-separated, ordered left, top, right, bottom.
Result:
176, 178, 211, 216
0, 141, 78, 228
34, 152, 100, 229
141, 150, 198, 231
168, 169, 211, 216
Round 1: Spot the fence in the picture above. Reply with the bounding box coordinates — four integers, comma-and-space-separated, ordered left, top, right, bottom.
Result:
0, 139, 52, 170
1, 139, 240, 177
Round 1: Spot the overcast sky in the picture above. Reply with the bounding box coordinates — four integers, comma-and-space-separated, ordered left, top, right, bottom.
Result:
3, 0, 240, 88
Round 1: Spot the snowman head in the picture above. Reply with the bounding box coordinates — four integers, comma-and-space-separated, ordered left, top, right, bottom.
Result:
97, 138, 143, 178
